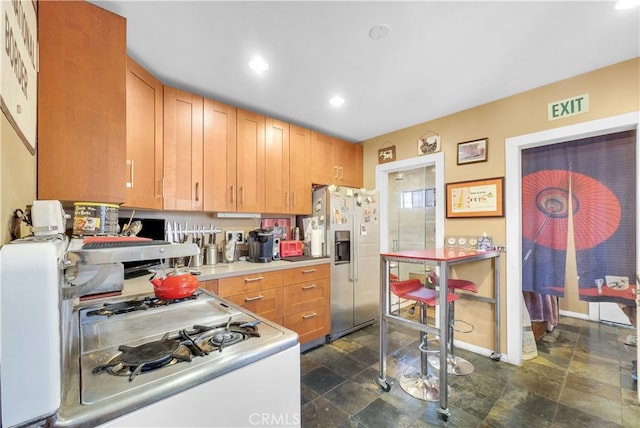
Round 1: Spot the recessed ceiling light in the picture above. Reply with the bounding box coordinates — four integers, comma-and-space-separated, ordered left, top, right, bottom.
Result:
329, 96, 345, 107
248, 58, 269, 73
615, 0, 640, 9
369, 24, 391, 40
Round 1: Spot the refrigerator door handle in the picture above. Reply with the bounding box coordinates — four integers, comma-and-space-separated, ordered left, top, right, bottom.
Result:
351, 223, 358, 282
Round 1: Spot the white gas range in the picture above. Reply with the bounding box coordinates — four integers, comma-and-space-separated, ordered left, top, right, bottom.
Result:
0, 207, 300, 427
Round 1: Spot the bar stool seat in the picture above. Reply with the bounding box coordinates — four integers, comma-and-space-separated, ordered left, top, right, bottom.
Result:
390, 279, 458, 401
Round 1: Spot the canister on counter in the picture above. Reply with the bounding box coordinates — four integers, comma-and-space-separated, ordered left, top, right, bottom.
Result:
73, 202, 119, 236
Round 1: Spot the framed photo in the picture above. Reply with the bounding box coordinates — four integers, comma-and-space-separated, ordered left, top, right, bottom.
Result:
378, 145, 396, 163
457, 138, 488, 165
446, 177, 504, 218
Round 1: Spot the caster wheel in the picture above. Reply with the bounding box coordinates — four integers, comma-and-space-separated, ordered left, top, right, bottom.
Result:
381, 382, 391, 392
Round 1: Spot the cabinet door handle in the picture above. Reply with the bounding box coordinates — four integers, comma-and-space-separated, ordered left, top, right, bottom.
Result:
302, 268, 317, 274
231, 185, 235, 203
334, 165, 339, 179
126, 159, 134, 188
244, 276, 265, 282
285, 191, 289, 207
339, 166, 344, 180
244, 295, 264, 302
292, 192, 297, 208
302, 284, 317, 290
194, 182, 200, 202
241, 186, 245, 204
302, 312, 318, 319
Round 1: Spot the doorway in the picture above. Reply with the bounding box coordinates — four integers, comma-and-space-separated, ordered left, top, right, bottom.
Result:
505, 112, 640, 375
375, 152, 445, 278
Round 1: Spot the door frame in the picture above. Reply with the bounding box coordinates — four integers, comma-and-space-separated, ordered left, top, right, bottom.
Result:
375, 152, 445, 254
505, 111, 640, 365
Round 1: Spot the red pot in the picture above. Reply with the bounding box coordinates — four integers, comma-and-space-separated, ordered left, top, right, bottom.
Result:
150, 271, 199, 300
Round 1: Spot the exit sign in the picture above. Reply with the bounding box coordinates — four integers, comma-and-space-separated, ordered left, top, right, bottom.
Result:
548, 94, 589, 121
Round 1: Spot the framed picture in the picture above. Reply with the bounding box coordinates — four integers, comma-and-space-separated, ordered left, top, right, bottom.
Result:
446, 177, 504, 218
378, 145, 396, 164
457, 138, 488, 165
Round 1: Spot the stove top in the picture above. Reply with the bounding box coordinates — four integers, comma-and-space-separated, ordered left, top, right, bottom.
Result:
78, 290, 292, 405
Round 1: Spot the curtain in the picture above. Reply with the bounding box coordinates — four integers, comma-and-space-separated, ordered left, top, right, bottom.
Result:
522, 130, 636, 315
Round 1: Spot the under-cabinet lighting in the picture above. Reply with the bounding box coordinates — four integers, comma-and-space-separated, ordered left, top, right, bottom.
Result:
216, 212, 262, 219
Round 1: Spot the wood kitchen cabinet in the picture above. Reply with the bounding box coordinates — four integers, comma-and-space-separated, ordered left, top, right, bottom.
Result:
203, 99, 237, 212
310, 131, 363, 188
236, 109, 266, 213
38, 1, 127, 203
123, 57, 164, 210
217, 271, 283, 324
288, 125, 312, 214
283, 264, 330, 344
310, 131, 335, 185
333, 138, 362, 188
265, 118, 290, 214
163, 86, 204, 211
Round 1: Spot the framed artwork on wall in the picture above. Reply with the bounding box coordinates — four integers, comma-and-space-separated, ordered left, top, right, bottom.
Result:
446, 177, 504, 218
457, 138, 488, 165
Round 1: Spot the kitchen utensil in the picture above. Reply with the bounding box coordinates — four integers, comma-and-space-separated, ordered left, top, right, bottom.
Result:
150, 270, 199, 300
204, 244, 218, 265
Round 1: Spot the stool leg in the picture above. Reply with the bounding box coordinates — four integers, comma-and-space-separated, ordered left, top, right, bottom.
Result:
399, 302, 451, 401
428, 297, 475, 376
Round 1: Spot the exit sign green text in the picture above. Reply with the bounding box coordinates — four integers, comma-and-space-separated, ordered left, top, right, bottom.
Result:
548, 94, 589, 121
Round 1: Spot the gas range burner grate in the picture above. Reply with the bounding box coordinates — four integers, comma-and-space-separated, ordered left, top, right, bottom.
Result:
91, 319, 261, 381
92, 333, 192, 381
86, 291, 202, 318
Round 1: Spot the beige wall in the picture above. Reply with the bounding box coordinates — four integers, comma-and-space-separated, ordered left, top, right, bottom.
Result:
362, 58, 640, 352
1, 114, 37, 245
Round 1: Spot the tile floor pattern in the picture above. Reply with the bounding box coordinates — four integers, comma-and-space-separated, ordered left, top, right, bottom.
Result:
300, 316, 639, 427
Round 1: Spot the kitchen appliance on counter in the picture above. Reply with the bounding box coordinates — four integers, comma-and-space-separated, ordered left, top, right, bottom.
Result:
0, 201, 301, 427
311, 186, 380, 341
247, 229, 274, 263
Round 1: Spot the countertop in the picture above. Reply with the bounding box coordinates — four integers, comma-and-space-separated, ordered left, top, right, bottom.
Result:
115, 257, 331, 298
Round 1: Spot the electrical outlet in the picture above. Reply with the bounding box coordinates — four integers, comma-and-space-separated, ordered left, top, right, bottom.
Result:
226, 230, 244, 243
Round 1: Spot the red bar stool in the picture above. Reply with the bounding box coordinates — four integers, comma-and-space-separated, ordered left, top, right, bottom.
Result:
426, 273, 477, 376
390, 279, 458, 401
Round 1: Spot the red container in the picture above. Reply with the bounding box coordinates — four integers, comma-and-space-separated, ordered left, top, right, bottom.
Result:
280, 240, 303, 257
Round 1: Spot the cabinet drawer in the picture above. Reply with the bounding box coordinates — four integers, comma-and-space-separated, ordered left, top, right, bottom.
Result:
223, 287, 283, 321
218, 271, 282, 296
283, 279, 329, 314
284, 304, 329, 344
282, 264, 329, 285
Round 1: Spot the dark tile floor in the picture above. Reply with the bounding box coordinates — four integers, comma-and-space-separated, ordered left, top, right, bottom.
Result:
300, 316, 639, 427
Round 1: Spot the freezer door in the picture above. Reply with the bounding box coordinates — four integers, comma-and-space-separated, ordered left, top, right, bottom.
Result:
329, 189, 355, 337
354, 192, 380, 326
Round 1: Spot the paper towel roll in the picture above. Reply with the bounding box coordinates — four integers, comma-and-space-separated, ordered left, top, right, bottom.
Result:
311, 229, 323, 257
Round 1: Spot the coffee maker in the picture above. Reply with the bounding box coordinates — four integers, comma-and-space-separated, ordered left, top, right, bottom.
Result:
247, 229, 274, 263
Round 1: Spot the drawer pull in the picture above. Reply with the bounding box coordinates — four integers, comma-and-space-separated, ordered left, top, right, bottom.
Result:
244, 276, 265, 283
302, 269, 317, 274
244, 295, 264, 302
302, 284, 317, 290
302, 312, 318, 320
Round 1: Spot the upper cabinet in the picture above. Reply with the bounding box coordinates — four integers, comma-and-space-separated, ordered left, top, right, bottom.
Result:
163, 87, 203, 211
289, 125, 312, 214
310, 131, 363, 188
265, 118, 290, 214
38, 1, 126, 203
310, 131, 334, 186
236, 109, 266, 213
203, 99, 237, 213
123, 57, 164, 210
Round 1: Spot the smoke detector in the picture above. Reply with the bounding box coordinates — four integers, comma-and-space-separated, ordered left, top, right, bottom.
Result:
369, 24, 391, 40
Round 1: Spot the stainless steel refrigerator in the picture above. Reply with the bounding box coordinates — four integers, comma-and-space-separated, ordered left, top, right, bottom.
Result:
311, 185, 380, 341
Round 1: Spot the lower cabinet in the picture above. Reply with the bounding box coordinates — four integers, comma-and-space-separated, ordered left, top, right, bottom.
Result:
208, 264, 330, 345
217, 271, 284, 324
282, 264, 330, 344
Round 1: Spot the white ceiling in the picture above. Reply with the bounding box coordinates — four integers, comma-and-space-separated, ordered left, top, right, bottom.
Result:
89, 1, 640, 143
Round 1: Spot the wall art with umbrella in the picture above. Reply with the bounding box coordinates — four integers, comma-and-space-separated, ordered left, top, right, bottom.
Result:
521, 130, 636, 308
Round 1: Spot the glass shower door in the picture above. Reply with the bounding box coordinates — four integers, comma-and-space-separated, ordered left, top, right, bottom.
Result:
387, 166, 437, 283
